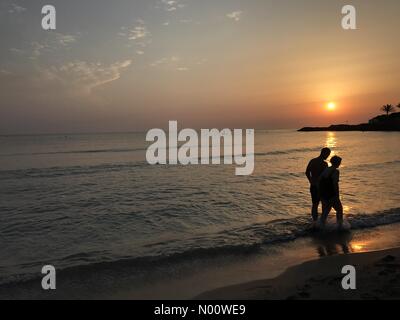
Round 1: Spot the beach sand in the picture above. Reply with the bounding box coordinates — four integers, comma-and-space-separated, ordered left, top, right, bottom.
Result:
197, 247, 400, 300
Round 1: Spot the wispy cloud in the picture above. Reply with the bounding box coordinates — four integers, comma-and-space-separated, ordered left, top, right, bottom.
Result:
162, 19, 195, 27
150, 56, 179, 67
56, 34, 78, 46
128, 26, 149, 40
180, 19, 193, 24
158, 0, 186, 12
150, 56, 189, 72
0, 69, 12, 75
43, 60, 132, 93
196, 58, 208, 65
119, 20, 151, 49
8, 3, 26, 14
10, 48, 24, 55
11, 33, 80, 60
226, 11, 242, 22
30, 42, 48, 59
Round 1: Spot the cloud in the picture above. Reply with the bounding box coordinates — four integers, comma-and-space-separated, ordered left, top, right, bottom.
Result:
8, 3, 26, 14
150, 56, 189, 72
10, 48, 24, 55
226, 11, 242, 22
0, 59, 133, 111
56, 34, 78, 46
128, 26, 149, 40
150, 57, 169, 67
196, 58, 208, 65
43, 59, 132, 93
119, 20, 151, 48
0, 69, 12, 75
30, 42, 48, 59
12, 33, 80, 60
180, 19, 193, 24
150, 56, 179, 67
158, 0, 186, 12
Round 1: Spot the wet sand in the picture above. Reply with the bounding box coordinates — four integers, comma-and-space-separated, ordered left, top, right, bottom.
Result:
197, 247, 400, 300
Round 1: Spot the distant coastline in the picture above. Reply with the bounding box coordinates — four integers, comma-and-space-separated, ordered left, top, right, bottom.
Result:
299, 111, 400, 132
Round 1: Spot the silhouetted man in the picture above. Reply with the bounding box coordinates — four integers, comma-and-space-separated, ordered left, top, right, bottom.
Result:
305, 147, 331, 222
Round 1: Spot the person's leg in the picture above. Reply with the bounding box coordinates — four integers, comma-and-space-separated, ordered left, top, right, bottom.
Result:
320, 199, 332, 225
332, 198, 343, 226
312, 202, 319, 222
310, 186, 319, 222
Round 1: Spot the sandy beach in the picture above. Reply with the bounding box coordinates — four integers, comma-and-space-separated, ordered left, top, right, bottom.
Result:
197, 247, 400, 300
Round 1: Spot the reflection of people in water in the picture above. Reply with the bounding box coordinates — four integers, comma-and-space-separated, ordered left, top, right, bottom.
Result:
319, 156, 343, 228
305, 148, 331, 222
312, 231, 352, 257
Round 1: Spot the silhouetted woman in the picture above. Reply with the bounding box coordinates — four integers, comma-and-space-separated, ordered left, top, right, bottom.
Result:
319, 155, 343, 228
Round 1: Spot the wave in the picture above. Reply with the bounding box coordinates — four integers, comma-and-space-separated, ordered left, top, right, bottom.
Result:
254, 146, 322, 157
2, 158, 397, 182
0, 145, 332, 179
1, 207, 400, 287
0, 146, 319, 163
0, 147, 147, 157
0, 145, 326, 159
0, 162, 148, 179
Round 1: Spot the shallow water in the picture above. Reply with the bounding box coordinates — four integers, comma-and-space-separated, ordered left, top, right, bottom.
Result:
0, 130, 399, 286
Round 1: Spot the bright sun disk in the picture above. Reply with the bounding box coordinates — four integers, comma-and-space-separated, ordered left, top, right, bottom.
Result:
327, 102, 336, 111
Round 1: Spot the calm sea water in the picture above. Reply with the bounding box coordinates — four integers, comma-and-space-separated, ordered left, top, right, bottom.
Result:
0, 130, 399, 285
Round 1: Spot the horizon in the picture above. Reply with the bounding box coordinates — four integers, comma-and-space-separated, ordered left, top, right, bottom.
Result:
1, 0, 400, 134
1, 106, 397, 136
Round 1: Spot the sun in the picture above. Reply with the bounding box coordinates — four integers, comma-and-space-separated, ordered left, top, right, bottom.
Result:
326, 102, 336, 111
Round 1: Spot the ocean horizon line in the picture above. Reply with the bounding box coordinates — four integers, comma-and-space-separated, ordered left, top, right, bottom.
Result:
0, 128, 300, 137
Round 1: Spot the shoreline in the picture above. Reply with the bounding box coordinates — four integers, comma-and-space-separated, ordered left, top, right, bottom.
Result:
1, 222, 400, 299
197, 246, 400, 300
298, 124, 400, 132
298, 112, 400, 132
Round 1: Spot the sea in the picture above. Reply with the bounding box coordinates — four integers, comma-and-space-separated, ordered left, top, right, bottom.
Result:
0, 130, 399, 297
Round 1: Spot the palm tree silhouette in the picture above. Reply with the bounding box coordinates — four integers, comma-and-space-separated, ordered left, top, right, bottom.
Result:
381, 104, 394, 116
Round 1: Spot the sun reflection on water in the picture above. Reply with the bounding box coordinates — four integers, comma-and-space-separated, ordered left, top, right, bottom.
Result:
349, 241, 368, 253
325, 132, 337, 150
343, 205, 351, 214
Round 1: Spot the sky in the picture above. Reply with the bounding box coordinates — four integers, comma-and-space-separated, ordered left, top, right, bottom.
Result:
0, 0, 399, 134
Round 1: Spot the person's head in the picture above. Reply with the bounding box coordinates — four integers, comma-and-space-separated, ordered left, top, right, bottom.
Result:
330, 155, 342, 168
320, 147, 331, 160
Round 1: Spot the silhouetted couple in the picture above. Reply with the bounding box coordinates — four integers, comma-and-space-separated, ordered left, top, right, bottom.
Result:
305, 148, 343, 228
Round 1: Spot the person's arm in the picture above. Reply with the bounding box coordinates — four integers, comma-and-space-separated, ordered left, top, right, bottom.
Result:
305, 161, 312, 183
